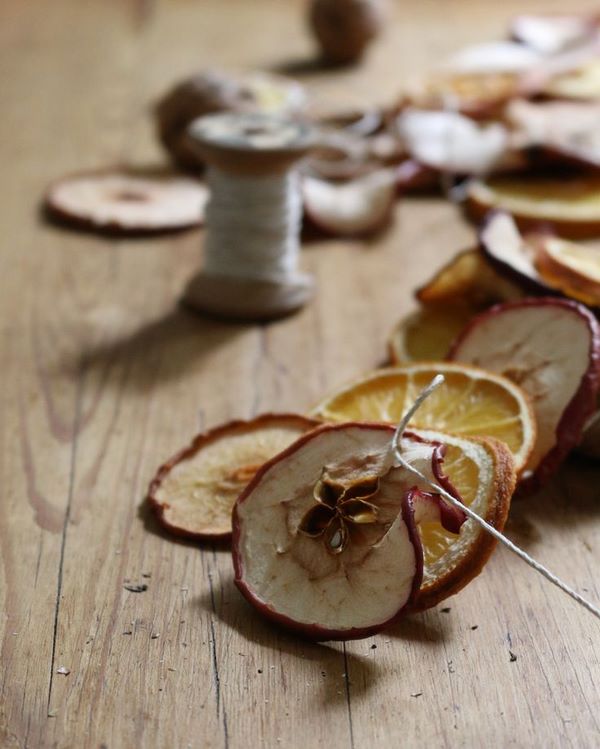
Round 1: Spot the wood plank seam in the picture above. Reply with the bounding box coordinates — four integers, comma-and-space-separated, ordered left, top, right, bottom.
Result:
46, 359, 85, 713
342, 643, 355, 749
209, 552, 230, 749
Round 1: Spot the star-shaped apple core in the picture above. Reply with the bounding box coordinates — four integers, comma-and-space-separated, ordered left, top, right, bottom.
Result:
297, 468, 380, 554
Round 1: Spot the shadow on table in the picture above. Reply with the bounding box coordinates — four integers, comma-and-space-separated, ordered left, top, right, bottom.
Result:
503, 455, 600, 552
195, 573, 382, 705
269, 55, 361, 78
78, 305, 244, 394
386, 612, 453, 644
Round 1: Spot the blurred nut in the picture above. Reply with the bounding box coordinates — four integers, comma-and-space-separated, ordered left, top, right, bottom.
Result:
309, 0, 386, 65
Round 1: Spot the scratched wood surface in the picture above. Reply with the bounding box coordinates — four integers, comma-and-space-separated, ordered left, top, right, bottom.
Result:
1, 1, 599, 747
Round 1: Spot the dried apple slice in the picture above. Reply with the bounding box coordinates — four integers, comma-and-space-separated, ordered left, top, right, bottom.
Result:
305, 133, 373, 181
397, 109, 509, 175
233, 423, 467, 640
449, 297, 600, 488
480, 209, 600, 306
147, 413, 320, 540
534, 234, 600, 306
510, 14, 597, 56
416, 248, 524, 307
45, 170, 209, 235
388, 305, 477, 363
506, 99, 600, 170
479, 210, 555, 296
302, 169, 396, 236
410, 429, 515, 612
466, 176, 600, 238
305, 131, 401, 183
542, 57, 600, 101
400, 40, 542, 119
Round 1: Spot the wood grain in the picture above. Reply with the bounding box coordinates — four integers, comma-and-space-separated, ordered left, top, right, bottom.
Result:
0, 0, 599, 747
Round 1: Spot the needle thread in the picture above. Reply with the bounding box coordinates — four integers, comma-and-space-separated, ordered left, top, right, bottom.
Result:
392, 374, 600, 621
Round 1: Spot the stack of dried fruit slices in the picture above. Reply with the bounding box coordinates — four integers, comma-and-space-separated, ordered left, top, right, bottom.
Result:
146, 267, 600, 642
147, 244, 600, 639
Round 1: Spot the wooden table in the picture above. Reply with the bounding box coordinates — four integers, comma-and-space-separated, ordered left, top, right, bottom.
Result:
2, 1, 599, 747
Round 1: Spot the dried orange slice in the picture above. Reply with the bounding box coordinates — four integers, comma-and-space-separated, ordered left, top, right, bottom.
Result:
147, 413, 320, 540
416, 248, 523, 307
466, 176, 600, 239
410, 428, 515, 611
388, 305, 476, 363
311, 362, 536, 475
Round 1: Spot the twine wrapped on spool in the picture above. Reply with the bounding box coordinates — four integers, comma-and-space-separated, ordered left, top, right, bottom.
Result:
183, 112, 315, 321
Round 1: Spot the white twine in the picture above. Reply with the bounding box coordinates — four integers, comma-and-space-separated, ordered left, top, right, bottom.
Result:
390, 375, 600, 621
202, 166, 304, 284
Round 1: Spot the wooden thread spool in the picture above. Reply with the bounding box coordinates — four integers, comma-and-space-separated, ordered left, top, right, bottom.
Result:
182, 112, 315, 321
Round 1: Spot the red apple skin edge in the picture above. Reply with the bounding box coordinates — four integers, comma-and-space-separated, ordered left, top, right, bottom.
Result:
430, 442, 467, 532
448, 297, 600, 492
147, 413, 321, 542
403, 430, 467, 532
232, 422, 425, 641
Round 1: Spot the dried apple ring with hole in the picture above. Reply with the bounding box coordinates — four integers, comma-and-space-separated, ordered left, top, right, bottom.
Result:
44, 170, 209, 235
